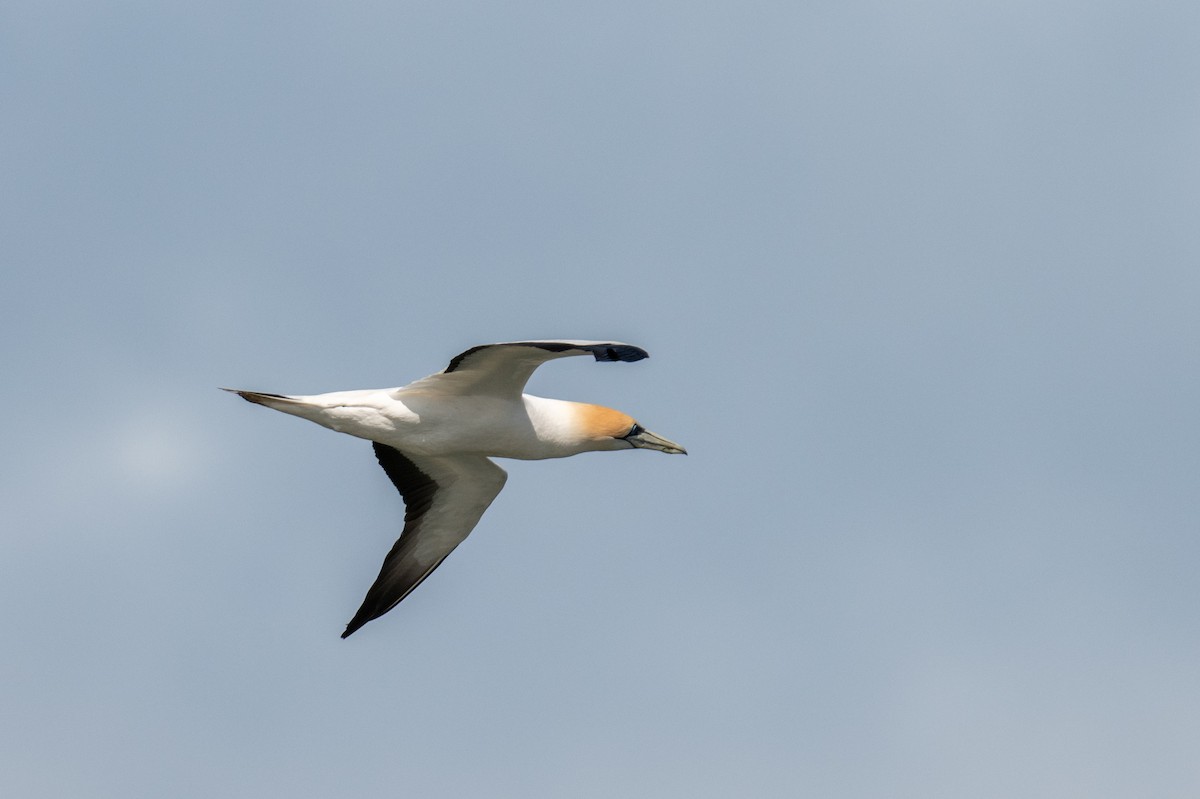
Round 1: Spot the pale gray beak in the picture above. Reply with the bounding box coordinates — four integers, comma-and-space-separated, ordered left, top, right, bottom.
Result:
626, 428, 688, 455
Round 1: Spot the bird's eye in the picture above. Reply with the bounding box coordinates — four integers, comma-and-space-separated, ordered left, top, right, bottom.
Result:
624, 423, 644, 439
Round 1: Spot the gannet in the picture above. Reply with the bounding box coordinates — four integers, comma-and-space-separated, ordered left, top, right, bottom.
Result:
224, 339, 686, 638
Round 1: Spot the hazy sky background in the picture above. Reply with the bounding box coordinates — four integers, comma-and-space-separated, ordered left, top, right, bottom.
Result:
3, 2, 1198, 797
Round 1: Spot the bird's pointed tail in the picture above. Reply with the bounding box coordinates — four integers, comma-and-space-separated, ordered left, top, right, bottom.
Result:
219, 387, 304, 409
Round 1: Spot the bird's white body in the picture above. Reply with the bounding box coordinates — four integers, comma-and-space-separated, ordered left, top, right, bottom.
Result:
267, 390, 624, 460
226, 340, 685, 638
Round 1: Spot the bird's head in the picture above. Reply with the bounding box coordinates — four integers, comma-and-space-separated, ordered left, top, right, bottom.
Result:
574, 403, 688, 455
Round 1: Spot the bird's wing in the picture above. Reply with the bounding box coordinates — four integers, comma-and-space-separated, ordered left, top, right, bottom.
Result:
402, 340, 649, 398
341, 444, 508, 638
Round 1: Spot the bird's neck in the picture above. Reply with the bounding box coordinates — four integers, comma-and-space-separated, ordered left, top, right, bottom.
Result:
521, 395, 627, 458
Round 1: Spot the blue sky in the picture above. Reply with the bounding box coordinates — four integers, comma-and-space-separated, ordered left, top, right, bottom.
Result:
3, 2, 1199, 797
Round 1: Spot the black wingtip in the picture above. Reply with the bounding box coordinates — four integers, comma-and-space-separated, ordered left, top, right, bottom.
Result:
594, 344, 649, 363
341, 615, 369, 639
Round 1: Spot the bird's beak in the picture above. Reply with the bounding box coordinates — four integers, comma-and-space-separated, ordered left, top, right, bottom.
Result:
626, 429, 688, 455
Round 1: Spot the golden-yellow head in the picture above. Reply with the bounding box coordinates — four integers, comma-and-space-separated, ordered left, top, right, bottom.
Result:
572, 403, 687, 454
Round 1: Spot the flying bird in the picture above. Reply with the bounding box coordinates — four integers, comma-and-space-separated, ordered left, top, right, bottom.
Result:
225, 339, 686, 638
